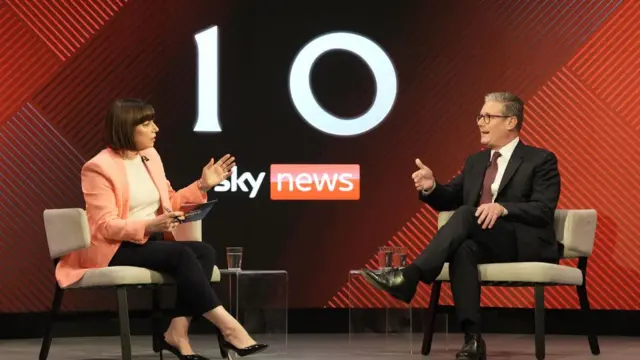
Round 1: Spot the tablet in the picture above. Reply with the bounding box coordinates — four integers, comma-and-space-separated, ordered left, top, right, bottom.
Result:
177, 199, 218, 223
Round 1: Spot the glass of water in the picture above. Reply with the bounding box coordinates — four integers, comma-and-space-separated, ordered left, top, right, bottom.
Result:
377, 246, 393, 269
226, 247, 243, 271
392, 247, 408, 268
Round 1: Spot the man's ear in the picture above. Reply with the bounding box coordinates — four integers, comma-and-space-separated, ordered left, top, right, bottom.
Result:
508, 116, 518, 130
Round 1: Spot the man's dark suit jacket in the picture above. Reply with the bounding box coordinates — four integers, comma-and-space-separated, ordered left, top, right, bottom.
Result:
419, 141, 562, 263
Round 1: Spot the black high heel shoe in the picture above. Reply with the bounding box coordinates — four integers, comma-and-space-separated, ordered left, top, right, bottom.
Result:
216, 332, 268, 358
157, 338, 210, 360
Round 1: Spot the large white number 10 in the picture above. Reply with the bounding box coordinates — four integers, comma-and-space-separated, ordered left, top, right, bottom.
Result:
194, 26, 220, 132
194, 26, 397, 136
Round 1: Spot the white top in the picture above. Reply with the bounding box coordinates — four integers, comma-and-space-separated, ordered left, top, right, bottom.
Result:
123, 155, 160, 220
489, 136, 520, 202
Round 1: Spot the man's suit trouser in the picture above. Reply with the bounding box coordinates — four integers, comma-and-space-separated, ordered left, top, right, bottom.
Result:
412, 205, 518, 332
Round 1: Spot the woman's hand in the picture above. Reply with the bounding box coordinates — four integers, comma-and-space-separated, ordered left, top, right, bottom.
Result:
145, 211, 185, 233
199, 154, 236, 191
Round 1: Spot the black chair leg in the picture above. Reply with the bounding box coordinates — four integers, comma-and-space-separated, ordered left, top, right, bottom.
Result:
534, 285, 545, 360
577, 284, 600, 355
421, 281, 442, 355
151, 287, 163, 358
117, 287, 133, 360
39, 284, 64, 360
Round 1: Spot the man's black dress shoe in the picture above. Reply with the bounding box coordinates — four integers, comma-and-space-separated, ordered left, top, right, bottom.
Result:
360, 268, 416, 303
455, 334, 486, 360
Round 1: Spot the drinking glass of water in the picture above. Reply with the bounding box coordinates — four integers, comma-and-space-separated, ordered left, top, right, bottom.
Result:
377, 246, 393, 269
392, 247, 408, 268
226, 247, 243, 271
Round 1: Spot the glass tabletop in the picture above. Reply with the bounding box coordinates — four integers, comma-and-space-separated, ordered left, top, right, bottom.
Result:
220, 269, 288, 275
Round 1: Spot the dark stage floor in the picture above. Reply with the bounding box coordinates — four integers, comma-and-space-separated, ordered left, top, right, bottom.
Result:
0, 333, 633, 359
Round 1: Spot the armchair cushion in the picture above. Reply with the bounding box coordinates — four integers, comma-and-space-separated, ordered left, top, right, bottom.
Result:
435, 262, 583, 285
65, 265, 221, 289
65, 266, 166, 289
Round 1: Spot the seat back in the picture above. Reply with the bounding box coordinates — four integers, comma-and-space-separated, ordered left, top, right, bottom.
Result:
43, 208, 91, 259
553, 209, 597, 258
437, 209, 597, 259
173, 220, 202, 241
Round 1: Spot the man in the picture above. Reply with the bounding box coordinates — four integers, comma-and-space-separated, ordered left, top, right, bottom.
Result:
362, 92, 561, 360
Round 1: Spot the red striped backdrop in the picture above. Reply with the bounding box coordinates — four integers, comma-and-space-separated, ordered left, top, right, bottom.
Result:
0, 0, 638, 312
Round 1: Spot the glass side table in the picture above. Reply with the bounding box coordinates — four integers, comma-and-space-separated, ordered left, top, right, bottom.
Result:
348, 269, 449, 355
218, 270, 288, 355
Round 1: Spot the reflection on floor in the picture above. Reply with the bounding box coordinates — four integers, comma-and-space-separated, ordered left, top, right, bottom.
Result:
0, 333, 633, 359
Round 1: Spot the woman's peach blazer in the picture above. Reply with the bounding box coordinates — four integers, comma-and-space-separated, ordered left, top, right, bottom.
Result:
55, 147, 207, 288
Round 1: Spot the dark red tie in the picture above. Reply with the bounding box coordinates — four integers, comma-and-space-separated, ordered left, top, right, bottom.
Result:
479, 152, 501, 205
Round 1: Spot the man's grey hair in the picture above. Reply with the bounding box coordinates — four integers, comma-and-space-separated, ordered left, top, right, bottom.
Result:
484, 92, 524, 130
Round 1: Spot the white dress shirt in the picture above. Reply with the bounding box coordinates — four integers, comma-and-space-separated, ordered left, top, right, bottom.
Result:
124, 155, 161, 220
422, 137, 520, 209
489, 136, 519, 202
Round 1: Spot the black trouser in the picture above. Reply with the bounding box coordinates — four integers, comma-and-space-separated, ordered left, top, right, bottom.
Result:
109, 234, 222, 318
412, 205, 518, 333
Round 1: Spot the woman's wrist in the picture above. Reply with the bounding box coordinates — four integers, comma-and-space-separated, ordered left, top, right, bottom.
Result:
143, 219, 156, 235
197, 179, 211, 192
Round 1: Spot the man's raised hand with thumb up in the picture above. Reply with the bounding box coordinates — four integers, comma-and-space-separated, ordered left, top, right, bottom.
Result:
412, 158, 435, 192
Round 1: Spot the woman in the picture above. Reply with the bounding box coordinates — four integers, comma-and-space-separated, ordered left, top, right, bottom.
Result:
55, 98, 267, 359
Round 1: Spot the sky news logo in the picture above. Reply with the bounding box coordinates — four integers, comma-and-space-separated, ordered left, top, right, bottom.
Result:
212, 164, 360, 200
270, 164, 360, 200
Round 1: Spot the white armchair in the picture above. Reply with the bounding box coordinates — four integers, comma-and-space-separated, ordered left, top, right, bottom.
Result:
421, 209, 600, 360
39, 208, 220, 360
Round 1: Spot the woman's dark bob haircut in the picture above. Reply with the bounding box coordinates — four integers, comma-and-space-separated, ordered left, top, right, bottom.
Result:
105, 98, 155, 151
